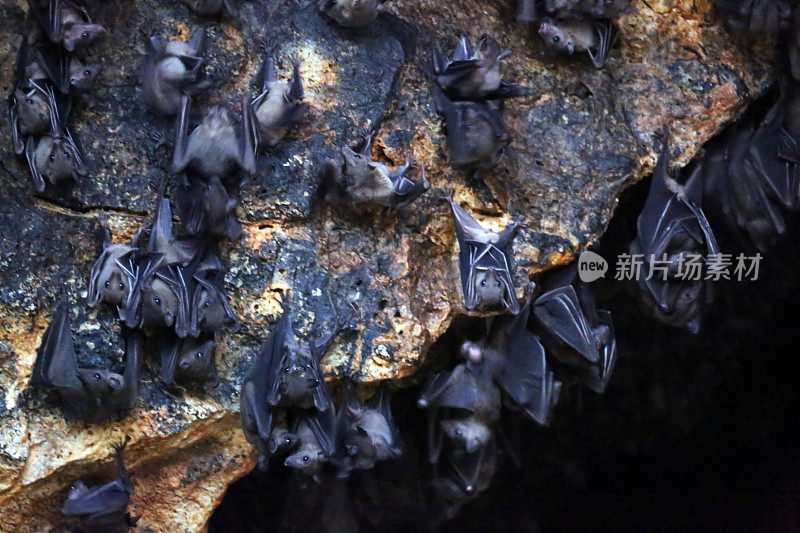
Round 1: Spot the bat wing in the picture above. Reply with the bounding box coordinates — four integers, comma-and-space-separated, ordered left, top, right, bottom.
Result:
27, 0, 59, 42
305, 409, 336, 457
171, 95, 192, 174
242, 338, 281, 442
445, 195, 493, 243
32, 302, 83, 394
34, 42, 70, 93
461, 242, 518, 314
585, 310, 617, 394
265, 306, 291, 406
369, 385, 402, 450
121, 251, 164, 328
419, 365, 482, 412
160, 335, 180, 386
111, 330, 139, 410
533, 285, 599, 362
24, 135, 46, 192
444, 438, 496, 494
311, 359, 333, 413
588, 19, 616, 69
238, 94, 257, 175
61, 480, 129, 520
157, 266, 193, 338
680, 167, 721, 257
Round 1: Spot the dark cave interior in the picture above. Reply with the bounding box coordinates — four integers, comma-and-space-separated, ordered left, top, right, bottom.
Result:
210, 88, 800, 533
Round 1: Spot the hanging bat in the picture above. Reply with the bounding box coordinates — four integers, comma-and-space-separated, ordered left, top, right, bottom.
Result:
29, 39, 101, 95
250, 51, 308, 149
174, 175, 242, 241
240, 301, 349, 469
8, 77, 55, 156
284, 410, 337, 480
142, 29, 209, 117
61, 438, 138, 532
171, 94, 257, 178
430, 82, 509, 170
441, 192, 521, 314
538, 17, 616, 68
418, 356, 500, 463
461, 286, 562, 424
191, 269, 238, 334
331, 383, 403, 476
713, 0, 792, 34
139, 195, 203, 267
87, 221, 145, 314
631, 133, 720, 332
22, 81, 87, 192
160, 333, 218, 387
30, 302, 139, 423
186, 0, 239, 17
532, 268, 616, 393
27, 0, 105, 52
431, 437, 497, 516
432, 34, 529, 102
318, 0, 389, 27
136, 265, 193, 337
321, 133, 429, 208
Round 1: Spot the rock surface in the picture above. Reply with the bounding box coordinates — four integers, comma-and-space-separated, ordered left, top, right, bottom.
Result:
0, 0, 774, 530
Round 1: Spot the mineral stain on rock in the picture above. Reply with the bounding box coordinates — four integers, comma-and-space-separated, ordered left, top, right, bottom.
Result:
0, 0, 776, 529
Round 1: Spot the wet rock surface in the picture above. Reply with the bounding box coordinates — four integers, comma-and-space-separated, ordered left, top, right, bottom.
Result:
0, 0, 775, 530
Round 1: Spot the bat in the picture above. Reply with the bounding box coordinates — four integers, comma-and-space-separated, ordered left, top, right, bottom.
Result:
174, 175, 242, 241
27, 0, 105, 52
429, 82, 509, 170
250, 51, 308, 149
187, 0, 240, 17
30, 39, 101, 95
284, 410, 337, 480
30, 302, 139, 423
321, 133, 430, 209
317, 0, 388, 27
22, 80, 87, 192
138, 195, 203, 267
8, 77, 54, 156
461, 286, 563, 424
532, 268, 616, 393
137, 265, 193, 337
441, 191, 521, 314
432, 34, 529, 102
160, 333, 218, 387
713, 0, 792, 34
331, 383, 403, 476
61, 438, 138, 532
538, 17, 617, 69
87, 220, 142, 314
417, 355, 501, 463
431, 437, 497, 517
240, 300, 349, 469
141, 29, 209, 117
190, 268, 239, 334
631, 133, 720, 332
171, 94, 257, 178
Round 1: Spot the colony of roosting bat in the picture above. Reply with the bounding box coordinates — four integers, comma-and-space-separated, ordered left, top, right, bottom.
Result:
7, 0, 800, 530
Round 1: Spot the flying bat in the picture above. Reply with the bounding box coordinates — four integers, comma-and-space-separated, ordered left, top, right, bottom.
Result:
441, 192, 521, 314
430, 82, 509, 170
532, 268, 616, 393
321, 133, 430, 209
30, 302, 139, 423
142, 29, 209, 117
318, 0, 388, 27
61, 437, 138, 532
171, 94, 257, 178
27, 0, 105, 52
432, 34, 529, 101
250, 51, 308, 149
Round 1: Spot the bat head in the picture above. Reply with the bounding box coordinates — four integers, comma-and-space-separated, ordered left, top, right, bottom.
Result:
69, 63, 101, 92
268, 430, 300, 455
65, 479, 90, 501
101, 269, 131, 307
193, 279, 238, 333
472, 268, 506, 308
204, 105, 235, 130
278, 359, 320, 404
63, 24, 106, 53
14, 88, 50, 132
140, 277, 181, 329
43, 137, 82, 183
341, 146, 372, 181
538, 23, 575, 55
177, 338, 217, 379
440, 418, 492, 453
284, 446, 326, 475
77, 369, 125, 398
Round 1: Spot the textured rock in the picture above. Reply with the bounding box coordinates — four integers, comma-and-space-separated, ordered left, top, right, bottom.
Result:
0, 0, 775, 530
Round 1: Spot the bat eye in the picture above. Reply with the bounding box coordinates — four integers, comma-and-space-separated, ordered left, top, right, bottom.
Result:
25, 98, 33, 104
196, 352, 203, 359
154, 298, 161, 305
119, 283, 124, 289
105, 281, 110, 287
480, 280, 486, 286
84, 69, 91, 75
552, 35, 561, 43
302, 455, 309, 462
82, 32, 89, 38
204, 302, 211, 307
49, 155, 56, 162
455, 429, 462, 436
70, 78, 75, 83
94, 373, 101, 380
496, 280, 502, 287
63, 151, 70, 158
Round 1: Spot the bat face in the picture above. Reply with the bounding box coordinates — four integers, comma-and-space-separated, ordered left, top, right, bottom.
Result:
65, 480, 90, 501
100, 270, 131, 307
76, 369, 125, 398
268, 428, 300, 454
177, 338, 216, 379
140, 277, 180, 329
440, 417, 492, 453
278, 360, 320, 405
35, 136, 82, 183
194, 282, 236, 332
539, 22, 576, 55
320, 0, 383, 27
284, 446, 326, 474
14, 87, 51, 136
471, 269, 507, 308
62, 24, 106, 52
69, 62, 100, 92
